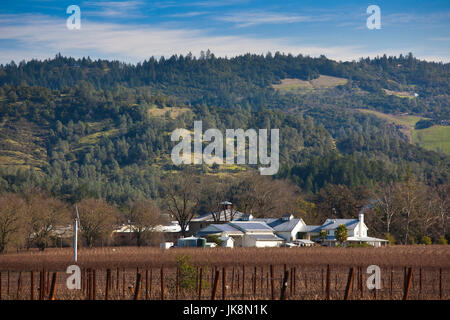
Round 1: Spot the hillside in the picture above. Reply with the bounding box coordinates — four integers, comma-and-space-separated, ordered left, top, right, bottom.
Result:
0, 53, 449, 204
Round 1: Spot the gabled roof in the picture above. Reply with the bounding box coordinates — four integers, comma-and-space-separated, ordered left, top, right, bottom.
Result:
229, 221, 273, 232
249, 234, 284, 241
191, 209, 245, 222
251, 218, 305, 232
197, 223, 243, 235
319, 219, 360, 231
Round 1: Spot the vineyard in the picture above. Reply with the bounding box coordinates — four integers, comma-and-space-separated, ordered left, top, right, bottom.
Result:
0, 246, 448, 300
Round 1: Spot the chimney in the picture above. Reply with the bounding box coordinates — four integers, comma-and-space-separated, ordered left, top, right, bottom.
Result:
358, 213, 364, 237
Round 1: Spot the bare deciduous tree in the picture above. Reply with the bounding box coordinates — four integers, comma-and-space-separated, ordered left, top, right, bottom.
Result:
162, 169, 201, 237
0, 193, 26, 253
77, 198, 118, 247
124, 199, 163, 246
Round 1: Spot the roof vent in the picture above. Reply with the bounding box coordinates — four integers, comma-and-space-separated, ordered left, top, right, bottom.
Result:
282, 214, 293, 221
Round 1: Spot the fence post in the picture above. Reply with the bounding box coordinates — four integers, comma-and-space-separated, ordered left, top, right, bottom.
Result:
30, 271, 34, 300
419, 268, 422, 300
231, 267, 235, 294
211, 270, 220, 300
198, 268, 203, 300
280, 270, 289, 300
17, 271, 22, 299
326, 264, 331, 300
105, 269, 111, 300
48, 272, 57, 300
0, 271, 2, 300
122, 268, 125, 298
92, 269, 96, 300
344, 267, 354, 300
403, 267, 413, 300
222, 267, 226, 300
439, 268, 442, 300
241, 265, 245, 300
145, 270, 149, 300
160, 266, 164, 300
270, 265, 275, 300
133, 273, 141, 300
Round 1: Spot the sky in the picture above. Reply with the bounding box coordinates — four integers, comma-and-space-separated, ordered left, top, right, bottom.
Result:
0, 0, 449, 64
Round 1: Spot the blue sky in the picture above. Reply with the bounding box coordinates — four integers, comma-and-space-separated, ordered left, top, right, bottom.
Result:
0, 0, 449, 64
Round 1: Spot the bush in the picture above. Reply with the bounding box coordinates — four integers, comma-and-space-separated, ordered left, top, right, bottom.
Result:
437, 236, 448, 245
385, 233, 396, 245
420, 236, 432, 245
205, 235, 222, 246
176, 255, 197, 291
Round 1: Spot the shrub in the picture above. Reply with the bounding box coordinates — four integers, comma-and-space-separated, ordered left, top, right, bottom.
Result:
437, 236, 448, 245
420, 236, 432, 245
176, 255, 197, 291
385, 233, 396, 245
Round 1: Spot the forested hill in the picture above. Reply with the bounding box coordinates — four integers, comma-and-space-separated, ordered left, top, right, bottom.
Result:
0, 52, 448, 204
1, 52, 449, 119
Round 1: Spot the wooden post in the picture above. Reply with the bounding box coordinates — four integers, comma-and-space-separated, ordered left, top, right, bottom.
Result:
390, 267, 393, 299
270, 265, 275, 300
105, 269, 111, 300
7, 270, 10, 297
176, 267, 179, 300
231, 267, 235, 294
403, 267, 413, 300
48, 272, 57, 300
359, 266, 363, 299
222, 267, 226, 300
439, 268, 442, 300
0, 271, 2, 300
116, 268, 119, 293
280, 270, 289, 300
92, 269, 96, 300
149, 269, 153, 299
241, 265, 245, 300
30, 271, 34, 300
419, 268, 422, 299
198, 268, 203, 300
321, 268, 324, 294
344, 267, 354, 300
326, 265, 331, 300
46, 271, 50, 295
293, 267, 296, 295
145, 270, 149, 300
133, 273, 141, 300
16, 271, 22, 299
261, 267, 264, 297
160, 266, 164, 300
211, 270, 220, 300
39, 269, 45, 300
253, 267, 257, 296
122, 268, 125, 297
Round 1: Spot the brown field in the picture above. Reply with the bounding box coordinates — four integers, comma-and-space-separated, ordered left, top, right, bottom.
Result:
0, 246, 448, 300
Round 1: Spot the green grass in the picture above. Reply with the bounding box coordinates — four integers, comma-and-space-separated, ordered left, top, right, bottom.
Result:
357, 109, 424, 127
273, 75, 347, 92
357, 109, 449, 155
412, 126, 450, 154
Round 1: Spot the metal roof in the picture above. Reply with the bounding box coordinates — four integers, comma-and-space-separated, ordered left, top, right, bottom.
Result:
249, 234, 284, 241
319, 219, 359, 231
191, 210, 245, 222
230, 221, 273, 232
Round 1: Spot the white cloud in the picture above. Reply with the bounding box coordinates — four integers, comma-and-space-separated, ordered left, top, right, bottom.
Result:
0, 14, 447, 64
218, 11, 332, 28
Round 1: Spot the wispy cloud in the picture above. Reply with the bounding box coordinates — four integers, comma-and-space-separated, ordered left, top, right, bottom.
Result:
82, 1, 144, 18
167, 11, 210, 18
218, 11, 334, 28
0, 14, 447, 64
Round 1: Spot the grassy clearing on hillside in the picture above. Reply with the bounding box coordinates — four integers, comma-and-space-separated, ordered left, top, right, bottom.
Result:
357, 109, 424, 127
147, 106, 190, 119
357, 109, 450, 154
413, 126, 450, 154
273, 75, 347, 92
